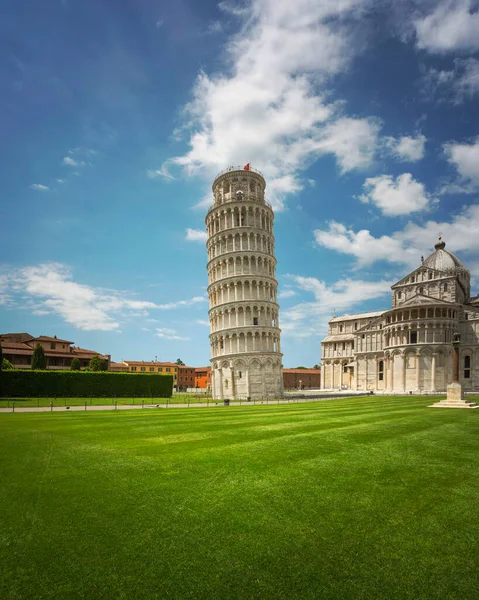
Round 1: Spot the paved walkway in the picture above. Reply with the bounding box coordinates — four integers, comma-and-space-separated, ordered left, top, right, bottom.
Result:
0, 395, 368, 414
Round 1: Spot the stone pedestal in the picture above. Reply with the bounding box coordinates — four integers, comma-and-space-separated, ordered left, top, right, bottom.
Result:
430, 382, 478, 408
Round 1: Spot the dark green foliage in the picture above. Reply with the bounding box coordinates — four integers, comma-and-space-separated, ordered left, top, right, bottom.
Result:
0, 370, 173, 398
175, 358, 185, 365
1, 358, 13, 370
0, 343, 3, 372
89, 354, 108, 371
31, 343, 47, 370
71, 357, 81, 371
1, 397, 479, 599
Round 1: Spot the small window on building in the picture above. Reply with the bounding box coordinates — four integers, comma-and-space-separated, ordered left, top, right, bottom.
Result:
149, 367, 154, 372
411, 276, 415, 283
464, 355, 471, 379
443, 283, 448, 292
333, 343, 337, 351
140, 367, 145, 372
238, 371, 242, 379
428, 272, 432, 279
158, 367, 163, 372
339, 324, 343, 332
342, 342, 346, 350
220, 340, 224, 349
398, 291, 402, 299
352, 341, 354, 350
343, 365, 348, 373
378, 360, 384, 381
362, 334, 365, 340
354, 322, 358, 330
50, 343, 56, 349
253, 317, 258, 325
166, 367, 171, 372
419, 287, 424, 294
410, 331, 418, 344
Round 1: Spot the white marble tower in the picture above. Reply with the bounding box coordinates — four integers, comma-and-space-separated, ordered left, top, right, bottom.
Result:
206, 166, 283, 400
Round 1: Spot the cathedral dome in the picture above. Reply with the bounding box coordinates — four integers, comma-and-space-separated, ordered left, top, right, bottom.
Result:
422, 237, 468, 273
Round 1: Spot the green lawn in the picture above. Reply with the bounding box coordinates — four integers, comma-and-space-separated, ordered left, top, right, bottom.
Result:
1, 396, 479, 599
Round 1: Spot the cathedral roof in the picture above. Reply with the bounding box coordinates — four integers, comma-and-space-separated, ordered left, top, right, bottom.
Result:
422, 237, 468, 273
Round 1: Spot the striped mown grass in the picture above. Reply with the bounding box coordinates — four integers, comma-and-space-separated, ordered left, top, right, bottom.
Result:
1, 395, 478, 599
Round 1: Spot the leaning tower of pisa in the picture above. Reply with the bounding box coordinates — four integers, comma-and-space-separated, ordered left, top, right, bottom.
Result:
205, 166, 283, 400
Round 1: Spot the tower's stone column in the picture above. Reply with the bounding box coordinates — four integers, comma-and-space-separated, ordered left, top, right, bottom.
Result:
205, 166, 283, 400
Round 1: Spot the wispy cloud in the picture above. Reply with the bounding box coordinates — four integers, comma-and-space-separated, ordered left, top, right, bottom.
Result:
185, 228, 207, 242
281, 276, 392, 337
196, 319, 210, 326
157, 296, 207, 310
29, 183, 49, 191
156, 327, 190, 341
62, 156, 85, 167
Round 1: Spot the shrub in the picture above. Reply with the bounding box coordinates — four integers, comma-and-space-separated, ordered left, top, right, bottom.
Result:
0, 371, 173, 398
71, 358, 81, 371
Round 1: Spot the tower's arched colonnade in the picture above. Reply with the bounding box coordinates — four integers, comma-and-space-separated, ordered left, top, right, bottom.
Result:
206, 167, 283, 400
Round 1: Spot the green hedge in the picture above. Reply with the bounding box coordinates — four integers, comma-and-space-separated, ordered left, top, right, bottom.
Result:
0, 370, 173, 398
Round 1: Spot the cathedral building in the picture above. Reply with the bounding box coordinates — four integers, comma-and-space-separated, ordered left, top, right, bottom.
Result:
321, 238, 479, 393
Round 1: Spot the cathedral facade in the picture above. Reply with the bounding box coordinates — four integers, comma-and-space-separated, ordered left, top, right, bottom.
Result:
321, 238, 479, 394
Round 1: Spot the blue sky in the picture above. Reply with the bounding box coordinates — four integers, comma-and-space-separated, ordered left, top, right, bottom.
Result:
1, 0, 479, 367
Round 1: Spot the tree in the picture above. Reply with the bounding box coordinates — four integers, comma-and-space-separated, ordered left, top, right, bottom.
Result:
175, 358, 185, 366
31, 343, 47, 370
89, 354, 108, 371
0, 343, 3, 373
2, 358, 14, 370
313, 364, 320, 370
295, 366, 307, 369
71, 357, 81, 371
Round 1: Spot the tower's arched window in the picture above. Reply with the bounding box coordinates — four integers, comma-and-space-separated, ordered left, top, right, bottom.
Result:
378, 360, 384, 381
443, 283, 448, 292
339, 324, 343, 333
464, 355, 471, 379
419, 287, 424, 295
428, 272, 433, 280
398, 291, 402, 299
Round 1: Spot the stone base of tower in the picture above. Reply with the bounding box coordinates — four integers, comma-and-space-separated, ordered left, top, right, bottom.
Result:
211, 354, 283, 400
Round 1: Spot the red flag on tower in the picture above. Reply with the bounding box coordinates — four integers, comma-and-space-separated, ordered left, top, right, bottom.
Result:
243, 163, 250, 171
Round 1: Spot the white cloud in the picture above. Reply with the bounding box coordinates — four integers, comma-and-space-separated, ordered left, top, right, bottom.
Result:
185, 228, 207, 242
157, 0, 381, 210
444, 137, 479, 184
314, 203, 479, 268
414, 0, 479, 53
386, 134, 426, 161
358, 173, 431, 216
156, 327, 190, 341
156, 296, 207, 310
56, 178, 65, 184
314, 222, 416, 267
279, 289, 297, 298
62, 156, 85, 167
7, 263, 158, 331
29, 184, 49, 191
281, 276, 392, 338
